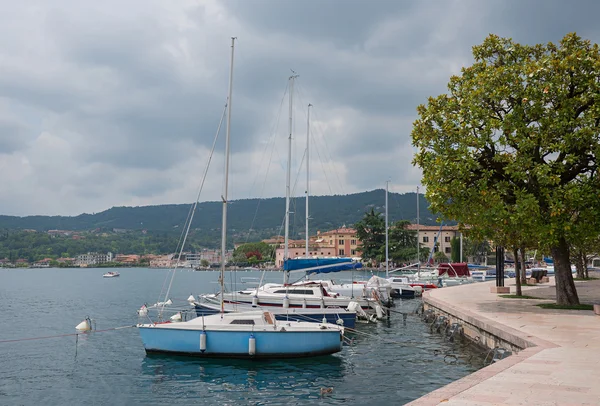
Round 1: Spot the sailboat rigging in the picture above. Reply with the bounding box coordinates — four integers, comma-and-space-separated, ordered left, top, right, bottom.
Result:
137, 38, 346, 359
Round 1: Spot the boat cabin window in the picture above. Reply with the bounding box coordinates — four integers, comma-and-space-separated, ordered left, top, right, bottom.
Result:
273, 289, 314, 295
229, 319, 255, 325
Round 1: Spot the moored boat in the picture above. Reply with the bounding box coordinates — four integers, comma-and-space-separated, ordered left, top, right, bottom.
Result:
194, 297, 356, 327
138, 311, 344, 358
103, 271, 120, 278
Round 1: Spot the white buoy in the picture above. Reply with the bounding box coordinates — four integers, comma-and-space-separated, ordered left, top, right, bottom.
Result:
322, 317, 327, 324
170, 312, 182, 322
283, 297, 289, 309
336, 318, 344, 326
252, 296, 258, 306
199, 331, 207, 352
76, 317, 92, 332
137, 304, 148, 317
302, 299, 307, 309
249, 334, 256, 356
187, 294, 196, 303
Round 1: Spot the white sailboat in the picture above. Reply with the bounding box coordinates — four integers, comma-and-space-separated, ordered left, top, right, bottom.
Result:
138, 39, 345, 358
201, 83, 378, 317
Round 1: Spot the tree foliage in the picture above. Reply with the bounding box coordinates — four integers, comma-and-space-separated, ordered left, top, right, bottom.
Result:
0, 229, 208, 262
232, 242, 275, 264
450, 237, 461, 263
355, 209, 386, 263
355, 213, 429, 264
412, 33, 600, 305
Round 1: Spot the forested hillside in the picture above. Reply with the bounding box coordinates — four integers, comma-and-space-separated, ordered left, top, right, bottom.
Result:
0, 190, 438, 240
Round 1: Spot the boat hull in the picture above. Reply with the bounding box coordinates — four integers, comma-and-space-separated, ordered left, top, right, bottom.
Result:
194, 303, 356, 328
138, 326, 343, 359
390, 288, 416, 299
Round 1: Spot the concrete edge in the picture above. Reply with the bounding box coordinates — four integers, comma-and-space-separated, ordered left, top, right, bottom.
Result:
423, 291, 557, 350
405, 290, 559, 405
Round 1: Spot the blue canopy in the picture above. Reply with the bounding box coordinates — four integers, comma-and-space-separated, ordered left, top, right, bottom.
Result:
283, 258, 363, 274
543, 257, 554, 264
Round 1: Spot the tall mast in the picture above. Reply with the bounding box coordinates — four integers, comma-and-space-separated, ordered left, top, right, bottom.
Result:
305, 103, 312, 259
283, 74, 298, 285
385, 181, 389, 278
220, 37, 235, 314
417, 186, 420, 277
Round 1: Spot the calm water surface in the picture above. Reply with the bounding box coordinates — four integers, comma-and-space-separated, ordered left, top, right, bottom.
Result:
0, 268, 484, 405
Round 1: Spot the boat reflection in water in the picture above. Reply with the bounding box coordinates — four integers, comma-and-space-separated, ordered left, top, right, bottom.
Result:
140, 354, 347, 403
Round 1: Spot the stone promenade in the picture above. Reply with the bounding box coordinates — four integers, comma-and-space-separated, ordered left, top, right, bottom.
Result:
408, 275, 600, 405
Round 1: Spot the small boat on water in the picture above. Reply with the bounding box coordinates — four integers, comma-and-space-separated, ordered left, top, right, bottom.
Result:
194, 297, 357, 328
103, 271, 120, 278
138, 310, 344, 358
385, 276, 423, 298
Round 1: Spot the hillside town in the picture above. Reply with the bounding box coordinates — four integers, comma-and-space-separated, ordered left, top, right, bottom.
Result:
0, 224, 463, 268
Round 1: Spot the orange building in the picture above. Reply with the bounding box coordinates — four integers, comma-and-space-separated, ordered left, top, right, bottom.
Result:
271, 226, 361, 268
318, 227, 361, 258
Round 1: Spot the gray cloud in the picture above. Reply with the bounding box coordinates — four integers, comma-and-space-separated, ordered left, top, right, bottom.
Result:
0, 0, 599, 216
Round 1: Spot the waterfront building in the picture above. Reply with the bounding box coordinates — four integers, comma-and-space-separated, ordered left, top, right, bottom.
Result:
75, 252, 114, 266
405, 224, 461, 258
318, 227, 362, 257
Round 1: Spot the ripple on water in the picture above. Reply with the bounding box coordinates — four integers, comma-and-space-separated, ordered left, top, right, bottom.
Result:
0, 268, 486, 405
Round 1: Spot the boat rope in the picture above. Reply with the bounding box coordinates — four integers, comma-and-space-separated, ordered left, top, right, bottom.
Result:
0, 325, 137, 344
244, 80, 289, 244
295, 84, 345, 195
160, 101, 228, 319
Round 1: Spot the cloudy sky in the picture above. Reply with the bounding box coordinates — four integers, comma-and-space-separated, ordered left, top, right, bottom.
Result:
1, 0, 599, 216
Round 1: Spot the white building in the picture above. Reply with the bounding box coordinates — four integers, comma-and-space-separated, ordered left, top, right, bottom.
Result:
75, 252, 114, 267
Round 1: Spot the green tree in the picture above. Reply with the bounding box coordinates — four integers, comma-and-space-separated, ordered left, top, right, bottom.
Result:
433, 251, 449, 263
354, 209, 386, 263
450, 237, 460, 263
200, 259, 210, 267
412, 33, 600, 305
388, 220, 419, 263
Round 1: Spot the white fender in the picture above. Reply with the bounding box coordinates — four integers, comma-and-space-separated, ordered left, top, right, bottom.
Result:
375, 305, 384, 319
199, 331, 207, 352
249, 334, 256, 356
137, 304, 148, 317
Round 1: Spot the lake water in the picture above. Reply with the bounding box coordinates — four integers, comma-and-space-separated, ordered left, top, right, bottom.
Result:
0, 268, 484, 405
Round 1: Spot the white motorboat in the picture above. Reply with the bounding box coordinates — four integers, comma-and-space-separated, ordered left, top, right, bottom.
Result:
103, 271, 120, 278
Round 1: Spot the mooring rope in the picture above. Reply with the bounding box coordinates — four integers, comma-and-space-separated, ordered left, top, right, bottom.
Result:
0, 325, 136, 344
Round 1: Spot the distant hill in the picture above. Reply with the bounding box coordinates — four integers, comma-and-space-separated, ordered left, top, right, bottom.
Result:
0, 190, 440, 240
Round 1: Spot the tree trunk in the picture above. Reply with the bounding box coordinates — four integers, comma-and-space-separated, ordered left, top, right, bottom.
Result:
514, 247, 522, 296
551, 236, 579, 305
520, 247, 527, 288
574, 248, 586, 279
520, 251, 528, 284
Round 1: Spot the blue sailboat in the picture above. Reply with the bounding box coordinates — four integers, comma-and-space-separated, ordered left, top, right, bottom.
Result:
138, 39, 345, 359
